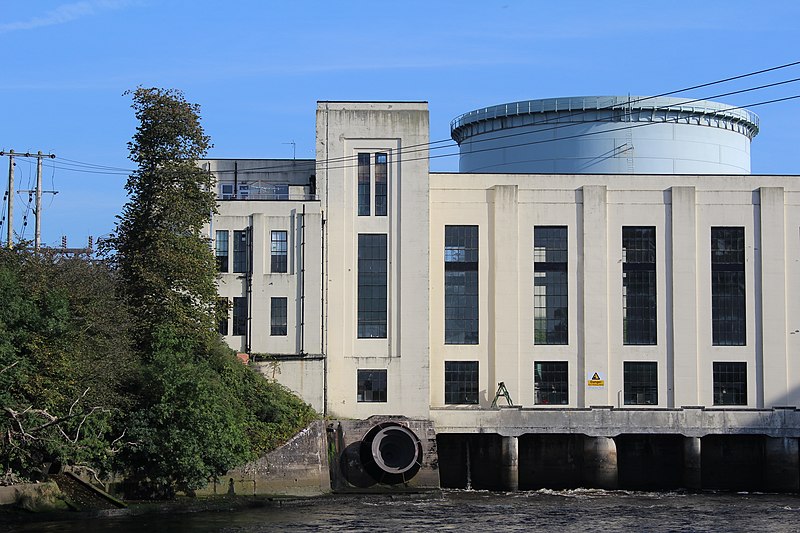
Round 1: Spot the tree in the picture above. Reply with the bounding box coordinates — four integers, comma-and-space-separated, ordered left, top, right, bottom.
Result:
0, 248, 137, 481
112, 87, 218, 358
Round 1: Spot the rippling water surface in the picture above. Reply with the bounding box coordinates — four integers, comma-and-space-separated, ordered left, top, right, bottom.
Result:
5, 490, 800, 532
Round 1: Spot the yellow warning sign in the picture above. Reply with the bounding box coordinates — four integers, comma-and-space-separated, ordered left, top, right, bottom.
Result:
588, 372, 605, 387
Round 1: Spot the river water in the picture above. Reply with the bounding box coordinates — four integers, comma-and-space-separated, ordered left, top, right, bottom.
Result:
4, 490, 800, 532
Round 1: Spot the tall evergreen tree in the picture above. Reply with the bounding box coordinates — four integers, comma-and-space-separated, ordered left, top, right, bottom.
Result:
112, 87, 218, 357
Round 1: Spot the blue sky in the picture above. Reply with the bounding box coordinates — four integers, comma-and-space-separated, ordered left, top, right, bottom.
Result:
1, 0, 799, 246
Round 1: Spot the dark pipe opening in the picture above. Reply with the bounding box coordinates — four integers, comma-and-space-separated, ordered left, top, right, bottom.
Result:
361, 423, 422, 484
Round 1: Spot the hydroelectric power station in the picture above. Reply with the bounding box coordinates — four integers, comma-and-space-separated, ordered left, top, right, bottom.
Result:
205, 96, 800, 493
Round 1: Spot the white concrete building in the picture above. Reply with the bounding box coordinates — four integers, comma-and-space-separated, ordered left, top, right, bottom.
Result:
206, 98, 800, 491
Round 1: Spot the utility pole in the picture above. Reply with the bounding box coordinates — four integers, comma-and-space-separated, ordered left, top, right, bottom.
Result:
2, 150, 56, 249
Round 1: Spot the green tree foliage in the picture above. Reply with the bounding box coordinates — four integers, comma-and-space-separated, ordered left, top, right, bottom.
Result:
112, 87, 218, 357
0, 249, 137, 481
112, 87, 317, 499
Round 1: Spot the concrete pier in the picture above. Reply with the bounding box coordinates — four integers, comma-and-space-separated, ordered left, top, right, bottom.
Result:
500, 436, 519, 491
583, 436, 618, 489
683, 437, 702, 490
765, 437, 800, 492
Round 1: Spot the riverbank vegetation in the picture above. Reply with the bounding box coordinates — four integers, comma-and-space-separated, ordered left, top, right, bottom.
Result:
0, 88, 316, 499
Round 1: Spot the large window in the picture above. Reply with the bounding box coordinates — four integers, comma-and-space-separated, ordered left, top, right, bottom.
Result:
357, 369, 387, 402
271, 230, 288, 273
357, 153, 370, 216
375, 152, 387, 217
357, 234, 387, 338
232, 296, 247, 336
622, 226, 657, 345
444, 361, 479, 404
271, 297, 287, 336
713, 362, 747, 405
534, 361, 568, 405
233, 230, 248, 273
215, 230, 229, 273
623, 362, 658, 405
534, 226, 568, 344
711, 227, 746, 346
445, 226, 479, 344
217, 297, 229, 335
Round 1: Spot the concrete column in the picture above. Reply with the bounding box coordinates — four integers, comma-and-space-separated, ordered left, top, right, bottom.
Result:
489, 185, 520, 405
759, 187, 788, 407
670, 187, 699, 407
764, 437, 799, 492
582, 436, 618, 489
581, 186, 609, 407
500, 435, 519, 492
682, 436, 702, 490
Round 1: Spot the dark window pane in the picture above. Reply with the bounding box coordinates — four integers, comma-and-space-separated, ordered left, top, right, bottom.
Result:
623, 227, 657, 345
445, 361, 479, 404
358, 153, 370, 216
534, 361, 568, 405
233, 230, 248, 273
215, 230, 229, 273
375, 152, 388, 217
713, 362, 747, 405
271, 297, 287, 336
445, 226, 479, 344
233, 296, 247, 336
624, 362, 658, 405
534, 226, 568, 345
711, 227, 746, 346
357, 369, 387, 402
217, 297, 229, 335
358, 234, 387, 338
271, 230, 288, 273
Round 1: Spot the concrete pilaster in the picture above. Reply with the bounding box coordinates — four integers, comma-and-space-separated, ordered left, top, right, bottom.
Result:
500, 435, 519, 492
489, 186, 520, 405
682, 436, 702, 490
583, 436, 618, 489
670, 186, 698, 407
581, 186, 609, 406
759, 187, 788, 407
764, 437, 799, 492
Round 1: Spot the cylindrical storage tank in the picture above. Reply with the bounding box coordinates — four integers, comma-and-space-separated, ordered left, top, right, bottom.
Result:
451, 96, 759, 174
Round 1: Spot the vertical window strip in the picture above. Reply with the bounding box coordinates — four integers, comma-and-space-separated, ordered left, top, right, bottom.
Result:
232, 296, 247, 336
217, 297, 229, 336
534, 361, 568, 405
270, 297, 287, 336
215, 230, 229, 273
444, 361, 479, 404
622, 226, 657, 345
233, 230, 248, 273
711, 227, 746, 346
623, 361, 658, 405
713, 361, 747, 405
271, 230, 288, 273
534, 226, 568, 345
357, 153, 370, 216
445, 226, 479, 345
375, 152, 388, 216
357, 234, 388, 338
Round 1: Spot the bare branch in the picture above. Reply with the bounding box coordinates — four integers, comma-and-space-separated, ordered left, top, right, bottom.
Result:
0, 360, 19, 375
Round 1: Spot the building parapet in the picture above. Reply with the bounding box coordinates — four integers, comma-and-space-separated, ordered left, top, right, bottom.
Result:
430, 406, 800, 438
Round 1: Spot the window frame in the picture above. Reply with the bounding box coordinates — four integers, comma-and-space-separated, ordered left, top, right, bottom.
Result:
233, 229, 248, 273
622, 226, 657, 345
357, 369, 387, 402
713, 361, 747, 406
232, 296, 247, 336
623, 361, 658, 405
533, 226, 568, 345
445, 225, 479, 345
215, 230, 229, 273
270, 297, 287, 336
271, 230, 288, 274
534, 361, 569, 405
444, 361, 479, 405
357, 233, 388, 339
711, 227, 746, 346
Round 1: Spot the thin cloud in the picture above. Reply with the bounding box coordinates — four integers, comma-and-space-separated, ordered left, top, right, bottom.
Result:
0, 1, 137, 34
